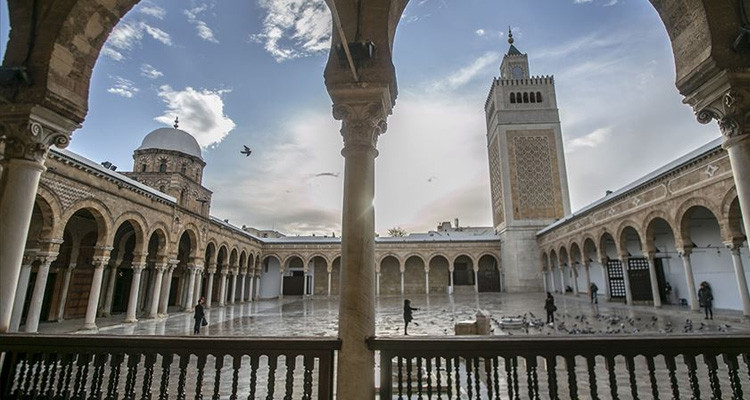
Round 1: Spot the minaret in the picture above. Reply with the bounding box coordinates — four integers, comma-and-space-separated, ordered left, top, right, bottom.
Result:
484, 29, 571, 292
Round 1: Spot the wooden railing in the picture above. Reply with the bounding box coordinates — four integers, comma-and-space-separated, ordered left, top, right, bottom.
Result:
369, 335, 750, 399
0, 335, 339, 399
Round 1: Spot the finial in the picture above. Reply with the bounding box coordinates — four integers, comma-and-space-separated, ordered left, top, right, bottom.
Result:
173, 116, 179, 129
508, 26, 514, 45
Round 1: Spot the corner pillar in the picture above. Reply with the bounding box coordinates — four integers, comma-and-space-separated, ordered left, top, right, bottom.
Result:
677, 248, 700, 311
725, 241, 750, 317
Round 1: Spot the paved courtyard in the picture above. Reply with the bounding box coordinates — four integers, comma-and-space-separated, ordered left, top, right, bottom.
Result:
35, 292, 750, 337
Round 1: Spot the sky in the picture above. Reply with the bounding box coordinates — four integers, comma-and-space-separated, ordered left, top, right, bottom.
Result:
0, 0, 720, 237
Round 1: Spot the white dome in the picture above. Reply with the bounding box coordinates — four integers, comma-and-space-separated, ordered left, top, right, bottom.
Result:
137, 127, 203, 160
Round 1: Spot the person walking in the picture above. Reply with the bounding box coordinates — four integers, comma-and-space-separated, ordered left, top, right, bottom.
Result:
193, 296, 206, 334
544, 292, 557, 324
590, 282, 599, 304
698, 281, 713, 320
403, 299, 419, 335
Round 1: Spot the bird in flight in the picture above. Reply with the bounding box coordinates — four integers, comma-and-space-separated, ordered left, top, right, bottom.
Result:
241, 145, 252, 157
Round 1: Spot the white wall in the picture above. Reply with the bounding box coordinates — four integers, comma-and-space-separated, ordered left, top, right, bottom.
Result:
258, 258, 281, 299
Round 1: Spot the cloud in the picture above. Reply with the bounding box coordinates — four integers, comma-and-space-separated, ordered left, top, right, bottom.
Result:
429, 52, 499, 92
475, 29, 486, 37
140, 64, 163, 79
184, 4, 220, 43
107, 76, 139, 98
102, 21, 172, 61
249, 0, 332, 62
566, 127, 611, 152
139, 4, 166, 19
573, 0, 618, 5
154, 85, 236, 147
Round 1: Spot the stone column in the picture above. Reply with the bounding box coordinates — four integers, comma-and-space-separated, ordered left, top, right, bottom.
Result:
726, 242, 750, 316
677, 248, 699, 311
124, 263, 146, 322
82, 251, 111, 331
331, 92, 389, 400
644, 252, 662, 308
56, 264, 76, 321
101, 262, 119, 317
619, 255, 633, 305
558, 266, 566, 295
137, 268, 151, 312
327, 268, 332, 297
424, 267, 430, 295
218, 270, 228, 306
183, 264, 197, 312
448, 267, 454, 294
239, 269, 247, 302
473, 267, 479, 293
600, 259, 611, 301
0, 108, 77, 332
376, 271, 381, 296
400, 268, 405, 295
542, 270, 549, 293
571, 265, 579, 295
583, 261, 592, 297
205, 263, 216, 308
248, 273, 255, 301
158, 260, 178, 316
24, 252, 58, 333
10, 251, 37, 331
278, 268, 285, 299
148, 264, 167, 318
193, 267, 203, 306
229, 269, 238, 304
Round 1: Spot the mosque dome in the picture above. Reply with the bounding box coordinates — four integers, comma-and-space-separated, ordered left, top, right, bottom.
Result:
136, 124, 203, 160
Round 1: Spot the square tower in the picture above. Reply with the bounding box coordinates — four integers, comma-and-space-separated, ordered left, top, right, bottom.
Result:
485, 32, 571, 292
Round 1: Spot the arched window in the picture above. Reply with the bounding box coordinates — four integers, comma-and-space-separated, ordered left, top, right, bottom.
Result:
517, 92, 522, 102
523, 92, 529, 103
181, 164, 187, 174
509, 93, 516, 103
536, 92, 543, 103
530, 92, 536, 103
141, 164, 147, 172
159, 185, 165, 192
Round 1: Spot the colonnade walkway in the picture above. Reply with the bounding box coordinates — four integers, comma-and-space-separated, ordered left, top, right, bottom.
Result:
30, 292, 750, 337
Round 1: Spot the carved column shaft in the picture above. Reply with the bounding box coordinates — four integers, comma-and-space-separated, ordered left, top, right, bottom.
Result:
725, 242, 750, 317
24, 252, 58, 333
10, 251, 37, 331
678, 248, 700, 311
125, 263, 146, 322
0, 107, 77, 332
83, 251, 111, 331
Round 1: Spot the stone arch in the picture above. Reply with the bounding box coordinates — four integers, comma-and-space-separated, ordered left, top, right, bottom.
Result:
569, 242, 582, 264
307, 253, 331, 266
541, 252, 550, 271
427, 252, 449, 265
720, 187, 744, 239
615, 220, 644, 255
146, 227, 169, 261
477, 253, 501, 292
548, 249, 558, 269
675, 197, 723, 245
379, 255, 401, 295
239, 250, 247, 268
378, 253, 402, 266
146, 221, 172, 249
598, 231, 618, 260
403, 254, 426, 294
28, 191, 60, 243
261, 253, 282, 264
558, 246, 570, 267
229, 248, 239, 268
110, 212, 148, 254
582, 237, 597, 261
57, 199, 113, 245
177, 228, 200, 259
181, 223, 203, 250
452, 253, 476, 267
282, 253, 306, 268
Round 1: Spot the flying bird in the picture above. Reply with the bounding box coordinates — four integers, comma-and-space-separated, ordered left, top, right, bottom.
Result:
241, 145, 252, 157
314, 172, 340, 178
427, 176, 437, 182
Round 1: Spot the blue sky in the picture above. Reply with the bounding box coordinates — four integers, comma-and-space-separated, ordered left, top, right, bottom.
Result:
1, 0, 719, 236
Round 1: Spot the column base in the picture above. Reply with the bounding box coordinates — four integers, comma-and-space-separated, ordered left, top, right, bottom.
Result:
80, 323, 98, 332
124, 317, 138, 323
158, 313, 168, 318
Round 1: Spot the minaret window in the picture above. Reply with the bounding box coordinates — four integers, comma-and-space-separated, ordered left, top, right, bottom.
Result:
530, 93, 536, 103
523, 92, 529, 103
141, 164, 147, 172
536, 92, 543, 103
181, 164, 187, 174
159, 163, 167, 173
510, 93, 516, 104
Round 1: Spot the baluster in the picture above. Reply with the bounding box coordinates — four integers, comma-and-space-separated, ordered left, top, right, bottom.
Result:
586, 356, 598, 400
445, 357, 453, 400
664, 354, 680, 400
176, 354, 190, 400
0, 352, 19, 398
473, 357, 481, 400
29, 353, 42, 397
107, 353, 124, 400
158, 353, 173, 400
722, 353, 743, 400
38, 353, 52, 397
397, 356, 404, 400
484, 356, 493, 400
416, 357, 423, 399
232, 355, 243, 400
426, 357, 433, 398
526, 356, 539, 400
604, 356, 619, 400
646, 355, 658, 400
91, 353, 108, 399
453, 357, 461, 400
141, 353, 157, 400
74, 353, 91, 399
545, 356, 558, 400
213, 354, 224, 400
248, 355, 259, 400
19, 353, 31, 395
45, 353, 59, 398
194, 354, 206, 400
283, 355, 295, 400
465, 356, 473, 399
506, 356, 516, 400
62, 353, 76, 399
744, 354, 750, 382
266, 355, 278, 400
703, 353, 721, 399
406, 357, 413, 398
435, 357, 442, 399
624, 356, 638, 400
511, 356, 519, 400
492, 357, 500, 400
124, 353, 141, 400
302, 355, 314, 400
684, 354, 700, 399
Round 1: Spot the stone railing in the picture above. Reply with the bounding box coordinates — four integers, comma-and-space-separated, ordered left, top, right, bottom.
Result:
0, 335, 339, 399
369, 335, 750, 399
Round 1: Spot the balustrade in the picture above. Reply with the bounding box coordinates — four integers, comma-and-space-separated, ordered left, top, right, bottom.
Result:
0, 335, 339, 399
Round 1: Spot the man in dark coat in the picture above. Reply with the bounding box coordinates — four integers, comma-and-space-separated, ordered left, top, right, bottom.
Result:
193, 296, 206, 334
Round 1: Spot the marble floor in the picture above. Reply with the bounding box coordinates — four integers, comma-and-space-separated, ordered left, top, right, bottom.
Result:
35, 291, 750, 337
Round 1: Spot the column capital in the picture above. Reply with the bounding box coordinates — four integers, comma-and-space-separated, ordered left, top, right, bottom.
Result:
131, 263, 147, 272
35, 252, 59, 266
330, 86, 391, 156
154, 263, 169, 272
0, 104, 79, 163
23, 249, 40, 266
724, 240, 744, 253
91, 257, 110, 269
690, 79, 750, 149
676, 246, 694, 257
